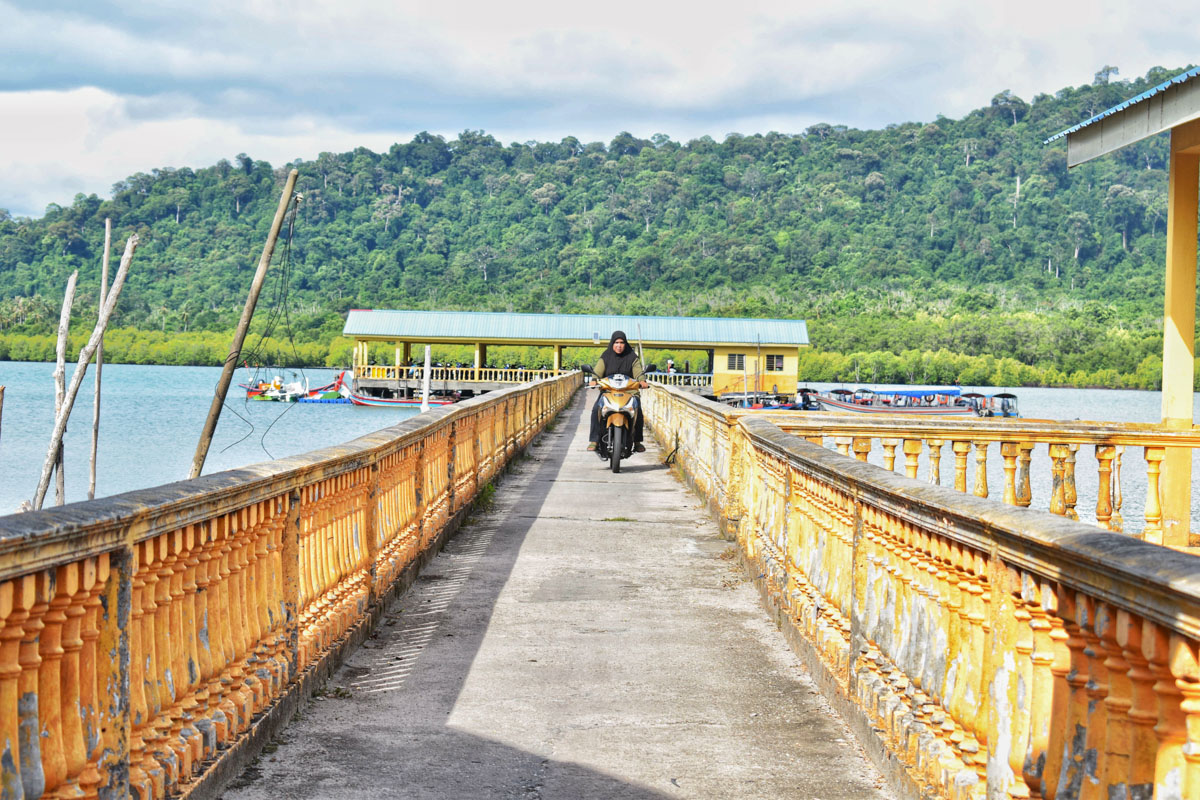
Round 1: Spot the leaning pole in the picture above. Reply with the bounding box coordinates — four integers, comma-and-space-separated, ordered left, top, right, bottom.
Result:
189, 169, 298, 480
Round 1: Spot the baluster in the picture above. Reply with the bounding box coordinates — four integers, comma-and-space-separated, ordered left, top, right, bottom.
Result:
1111, 447, 1124, 532
176, 526, 204, 769
75, 554, 106, 799
18, 572, 49, 800
126, 547, 153, 800
1039, 584, 1072, 800
1004, 570, 1034, 799
1167, 634, 1200, 798
1048, 444, 1069, 516
1096, 603, 1133, 798
1000, 442, 1018, 506
1095, 445, 1116, 530
972, 442, 989, 499
213, 517, 241, 740
37, 567, 71, 797
56, 561, 89, 798
1022, 579, 1055, 797
852, 437, 871, 463
0, 580, 24, 796
1063, 444, 1079, 521
1015, 442, 1034, 508
192, 522, 221, 754
1077, 595, 1109, 800
1142, 447, 1164, 544
881, 438, 899, 471
1115, 615, 1157, 799
926, 439, 943, 485
952, 441, 971, 493
1143, 624, 1186, 798
901, 439, 921, 479
834, 436, 851, 457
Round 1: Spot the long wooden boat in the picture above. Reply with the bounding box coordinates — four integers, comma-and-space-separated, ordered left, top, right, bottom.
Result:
342, 387, 454, 408
812, 387, 1019, 417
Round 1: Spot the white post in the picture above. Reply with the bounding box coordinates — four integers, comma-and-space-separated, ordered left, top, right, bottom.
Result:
421, 345, 432, 412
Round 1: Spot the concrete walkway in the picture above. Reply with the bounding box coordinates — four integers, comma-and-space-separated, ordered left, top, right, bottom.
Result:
224, 390, 892, 800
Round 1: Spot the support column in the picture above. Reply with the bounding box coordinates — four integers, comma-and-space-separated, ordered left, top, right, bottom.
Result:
474, 343, 486, 382
554, 345, 563, 375
1160, 119, 1200, 547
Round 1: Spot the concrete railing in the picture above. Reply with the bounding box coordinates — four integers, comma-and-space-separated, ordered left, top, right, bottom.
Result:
746, 410, 1200, 545
0, 372, 580, 799
645, 384, 1200, 800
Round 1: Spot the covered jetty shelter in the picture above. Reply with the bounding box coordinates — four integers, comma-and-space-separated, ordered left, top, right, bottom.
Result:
1049, 65, 1200, 547
342, 309, 809, 398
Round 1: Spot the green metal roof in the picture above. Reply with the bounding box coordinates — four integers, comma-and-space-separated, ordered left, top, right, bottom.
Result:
343, 309, 808, 347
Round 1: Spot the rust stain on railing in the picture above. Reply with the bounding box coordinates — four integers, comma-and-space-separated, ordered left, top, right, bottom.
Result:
646, 384, 1200, 800
0, 372, 579, 799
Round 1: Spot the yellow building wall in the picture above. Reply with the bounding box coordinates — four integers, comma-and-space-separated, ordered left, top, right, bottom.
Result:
711, 346, 798, 396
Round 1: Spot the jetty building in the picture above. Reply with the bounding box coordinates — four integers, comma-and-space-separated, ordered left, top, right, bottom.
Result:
342, 308, 810, 399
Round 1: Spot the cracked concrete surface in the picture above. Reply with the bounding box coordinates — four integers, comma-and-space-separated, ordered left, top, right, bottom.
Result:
223, 390, 893, 800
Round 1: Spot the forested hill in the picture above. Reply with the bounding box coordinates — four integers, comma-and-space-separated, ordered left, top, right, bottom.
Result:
0, 66, 1192, 384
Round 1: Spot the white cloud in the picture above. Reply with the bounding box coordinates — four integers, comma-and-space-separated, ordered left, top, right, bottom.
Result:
0, 0, 1197, 216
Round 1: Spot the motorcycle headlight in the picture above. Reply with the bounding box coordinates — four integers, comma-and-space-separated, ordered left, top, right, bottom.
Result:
600, 395, 622, 415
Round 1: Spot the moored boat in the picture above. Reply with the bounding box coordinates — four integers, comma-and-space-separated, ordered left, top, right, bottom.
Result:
811, 387, 1018, 417
340, 385, 455, 407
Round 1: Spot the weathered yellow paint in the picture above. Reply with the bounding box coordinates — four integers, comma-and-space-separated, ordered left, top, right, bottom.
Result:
645, 383, 1200, 800
0, 373, 579, 799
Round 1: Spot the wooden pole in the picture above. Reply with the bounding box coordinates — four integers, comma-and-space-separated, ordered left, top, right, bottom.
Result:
0, 387, 5, 454
33, 235, 138, 509
53, 271, 79, 505
189, 168, 298, 480
89, 218, 111, 501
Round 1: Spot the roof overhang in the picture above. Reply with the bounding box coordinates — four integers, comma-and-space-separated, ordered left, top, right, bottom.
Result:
1047, 67, 1200, 167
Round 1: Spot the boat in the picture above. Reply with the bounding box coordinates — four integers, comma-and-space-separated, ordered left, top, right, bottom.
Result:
811, 387, 1013, 417
340, 385, 455, 408
243, 371, 347, 402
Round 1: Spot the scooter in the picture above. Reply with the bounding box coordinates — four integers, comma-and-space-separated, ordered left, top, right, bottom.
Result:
581, 365, 641, 473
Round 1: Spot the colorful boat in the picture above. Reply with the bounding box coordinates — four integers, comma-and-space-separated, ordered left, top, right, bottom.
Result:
244, 372, 347, 402
812, 387, 1002, 417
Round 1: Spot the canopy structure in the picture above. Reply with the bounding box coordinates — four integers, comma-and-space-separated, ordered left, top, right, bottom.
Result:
343, 309, 809, 349
1049, 66, 1200, 547
342, 309, 810, 398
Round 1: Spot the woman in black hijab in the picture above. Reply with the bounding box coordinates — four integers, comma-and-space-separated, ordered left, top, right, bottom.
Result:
588, 330, 648, 452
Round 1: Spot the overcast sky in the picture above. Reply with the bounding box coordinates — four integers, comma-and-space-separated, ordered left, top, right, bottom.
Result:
1, 0, 1196, 218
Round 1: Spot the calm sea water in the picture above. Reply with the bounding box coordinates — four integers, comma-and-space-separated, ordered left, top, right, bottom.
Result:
1, 364, 1197, 530
0, 361, 419, 514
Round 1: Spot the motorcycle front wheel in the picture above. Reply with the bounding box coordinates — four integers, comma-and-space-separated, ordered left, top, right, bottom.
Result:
610, 426, 624, 473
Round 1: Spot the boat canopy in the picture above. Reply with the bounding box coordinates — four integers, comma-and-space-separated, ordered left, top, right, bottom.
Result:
871, 388, 961, 398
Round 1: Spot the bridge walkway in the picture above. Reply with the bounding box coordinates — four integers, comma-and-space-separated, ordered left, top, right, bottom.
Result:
223, 390, 890, 800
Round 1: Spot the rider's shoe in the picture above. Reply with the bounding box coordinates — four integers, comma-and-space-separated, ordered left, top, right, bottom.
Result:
634, 443, 646, 453
587, 442, 597, 451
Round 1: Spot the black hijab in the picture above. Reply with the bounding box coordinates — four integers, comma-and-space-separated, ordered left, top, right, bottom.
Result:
600, 330, 639, 377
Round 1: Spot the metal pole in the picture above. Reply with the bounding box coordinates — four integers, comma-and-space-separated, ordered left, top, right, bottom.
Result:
189, 168, 298, 479
421, 346, 432, 412
89, 218, 111, 500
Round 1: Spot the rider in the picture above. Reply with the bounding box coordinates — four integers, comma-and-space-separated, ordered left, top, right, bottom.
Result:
587, 330, 649, 453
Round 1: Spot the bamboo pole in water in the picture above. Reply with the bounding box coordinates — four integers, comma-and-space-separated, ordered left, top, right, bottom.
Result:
89, 219, 111, 500
189, 169, 298, 480
53, 271, 79, 505
33, 235, 138, 509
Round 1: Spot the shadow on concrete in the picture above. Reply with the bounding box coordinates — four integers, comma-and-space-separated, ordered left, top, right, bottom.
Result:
226, 391, 673, 799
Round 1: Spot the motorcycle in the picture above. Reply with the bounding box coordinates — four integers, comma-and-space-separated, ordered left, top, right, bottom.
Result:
580, 365, 642, 473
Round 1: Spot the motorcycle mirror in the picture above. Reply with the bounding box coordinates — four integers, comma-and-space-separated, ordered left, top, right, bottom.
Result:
579, 364, 594, 375
645, 364, 658, 373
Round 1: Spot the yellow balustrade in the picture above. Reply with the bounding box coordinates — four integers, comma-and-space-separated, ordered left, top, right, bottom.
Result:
704, 408, 1200, 545
357, 365, 560, 384
645, 384, 1200, 800
0, 372, 579, 799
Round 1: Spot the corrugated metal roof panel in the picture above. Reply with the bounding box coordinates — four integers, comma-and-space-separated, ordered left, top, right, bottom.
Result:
1046, 66, 1200, 143
342, 309, 809, 346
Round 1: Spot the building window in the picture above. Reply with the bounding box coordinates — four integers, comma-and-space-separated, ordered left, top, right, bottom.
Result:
765, 354, 785, 372
727, 353, 745, 370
